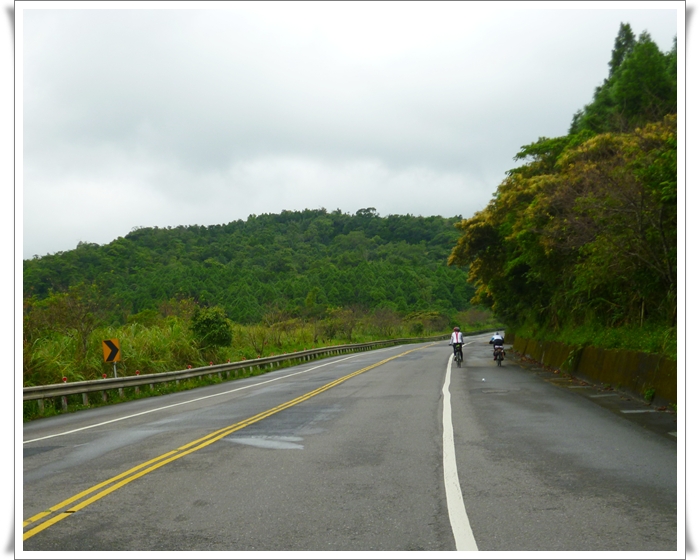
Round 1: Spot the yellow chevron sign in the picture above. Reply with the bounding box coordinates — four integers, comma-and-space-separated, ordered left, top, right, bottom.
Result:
102, 339, 121, 362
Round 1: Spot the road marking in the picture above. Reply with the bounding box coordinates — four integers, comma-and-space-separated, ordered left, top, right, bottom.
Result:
441, 354, 478, 551
23, 344, 435, 541
589, 394, 618, 398
620, 409, 658, 414
669, 432, 677, 437
24, 352, 373, 444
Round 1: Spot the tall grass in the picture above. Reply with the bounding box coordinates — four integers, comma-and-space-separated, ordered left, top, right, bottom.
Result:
23, 311, 501, 388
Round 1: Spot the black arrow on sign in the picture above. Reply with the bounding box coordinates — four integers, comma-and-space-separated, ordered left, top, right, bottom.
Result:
104, 340, 119, 361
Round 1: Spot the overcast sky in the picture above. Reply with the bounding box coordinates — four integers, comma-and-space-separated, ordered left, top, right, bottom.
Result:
18, 1, 680, 259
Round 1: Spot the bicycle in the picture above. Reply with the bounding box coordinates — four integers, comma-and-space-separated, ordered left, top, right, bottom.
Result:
453, 343, 463, 368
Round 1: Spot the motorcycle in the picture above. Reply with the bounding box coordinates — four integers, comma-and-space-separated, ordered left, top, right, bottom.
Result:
494, 345, 505, 366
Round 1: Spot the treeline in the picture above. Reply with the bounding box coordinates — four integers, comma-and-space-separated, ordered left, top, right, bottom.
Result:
448, 24, 676, 357
25, 208, 473, 323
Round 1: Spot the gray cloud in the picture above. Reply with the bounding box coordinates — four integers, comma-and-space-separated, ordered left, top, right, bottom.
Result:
21, 4, 678, 258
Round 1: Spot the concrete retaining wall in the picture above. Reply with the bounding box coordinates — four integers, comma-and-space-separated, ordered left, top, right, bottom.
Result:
511, 335, 677, 404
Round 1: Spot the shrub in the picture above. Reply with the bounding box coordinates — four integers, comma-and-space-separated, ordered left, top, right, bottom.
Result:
190, 306, 233, 348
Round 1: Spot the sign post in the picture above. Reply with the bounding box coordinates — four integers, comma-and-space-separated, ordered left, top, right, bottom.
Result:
102, 339, 121, 378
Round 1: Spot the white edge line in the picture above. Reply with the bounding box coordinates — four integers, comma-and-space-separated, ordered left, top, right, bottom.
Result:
442, 353, 478, 551
23, 353, 362, 444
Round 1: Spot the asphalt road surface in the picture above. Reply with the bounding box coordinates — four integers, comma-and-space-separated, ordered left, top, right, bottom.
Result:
22, 334, 678, 552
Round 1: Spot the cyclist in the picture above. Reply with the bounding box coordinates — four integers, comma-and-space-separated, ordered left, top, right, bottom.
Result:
450, 327, 464, 361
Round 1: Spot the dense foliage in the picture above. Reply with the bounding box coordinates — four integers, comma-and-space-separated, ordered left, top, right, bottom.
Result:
449, 24, 676, 357
25, 208, 473, 322
190, 306, 233, 348
24, 209, 501, 387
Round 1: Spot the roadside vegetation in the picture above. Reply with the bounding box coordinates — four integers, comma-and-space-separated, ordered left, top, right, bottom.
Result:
24, 207, 504, 391
448, 24, 676, 360
23, 292, 499, 389
22, 302, 498, 421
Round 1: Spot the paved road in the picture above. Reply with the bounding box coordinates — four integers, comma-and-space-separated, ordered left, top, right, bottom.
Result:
452, 339, 677, 551
22, 334, 678, 552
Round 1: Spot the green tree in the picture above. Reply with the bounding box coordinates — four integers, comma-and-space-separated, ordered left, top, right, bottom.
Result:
190, 306, 233, 348
608, 22, 637, 76
449, 115, 677, 331
26, 282, 106, 359
569, 24, 675, 135
612, 32, 676, 127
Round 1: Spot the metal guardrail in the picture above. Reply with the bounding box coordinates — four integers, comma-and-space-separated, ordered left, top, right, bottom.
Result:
23, 334, 442, 403
23, 329, 497, 410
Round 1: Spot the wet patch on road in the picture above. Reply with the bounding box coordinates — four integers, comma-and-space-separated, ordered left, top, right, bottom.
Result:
23, 446, 63, 458
225, 436, 305, 450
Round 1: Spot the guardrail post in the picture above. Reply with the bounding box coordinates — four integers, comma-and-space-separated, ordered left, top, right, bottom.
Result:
150, 383, 154, 391
102, 391, 107, 402
61, 396, 68, 412
118, 388, 124, 398
37, 399, 44, 415
82, 393, 88, 406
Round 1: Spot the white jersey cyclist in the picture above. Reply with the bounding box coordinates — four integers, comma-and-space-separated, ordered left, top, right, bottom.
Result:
450, 329, 464, 345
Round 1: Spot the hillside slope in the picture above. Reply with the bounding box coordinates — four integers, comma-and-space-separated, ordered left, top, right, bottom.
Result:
24, 208, 474, 323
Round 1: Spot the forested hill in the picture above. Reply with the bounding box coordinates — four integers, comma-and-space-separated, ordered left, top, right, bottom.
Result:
24, 208, 474, 323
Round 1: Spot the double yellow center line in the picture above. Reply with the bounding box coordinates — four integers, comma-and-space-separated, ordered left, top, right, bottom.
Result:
23, 344, 430, 541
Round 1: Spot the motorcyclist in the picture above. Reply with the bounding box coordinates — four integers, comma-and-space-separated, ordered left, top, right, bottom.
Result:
450, 327, 464, 361
490, 331, 504, 344
491, 331, 505, 360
